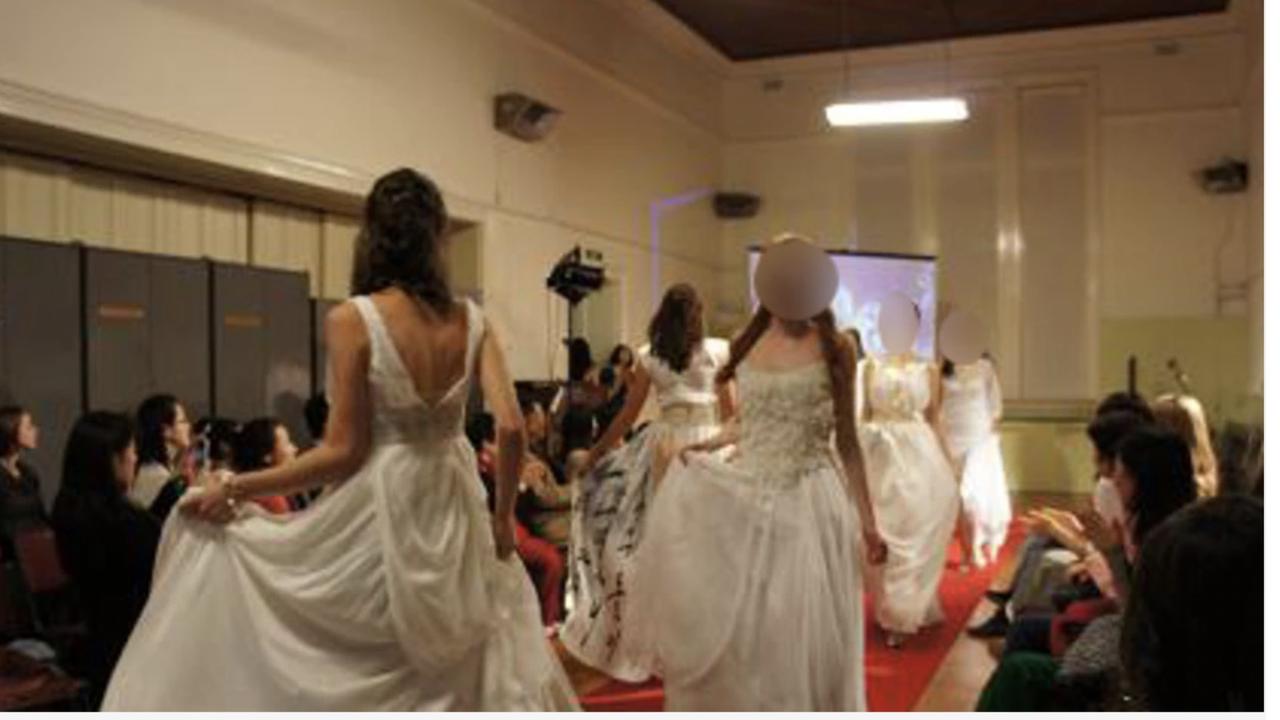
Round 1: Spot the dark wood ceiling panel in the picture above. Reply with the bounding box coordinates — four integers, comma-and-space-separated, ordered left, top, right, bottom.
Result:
651, 0, 1230, 61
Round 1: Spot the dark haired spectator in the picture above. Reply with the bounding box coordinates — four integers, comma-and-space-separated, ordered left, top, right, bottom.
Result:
231, 418, 297, 515
0, 405, 47, 557
50, 411, 160, 708
518, 401, 572, 551
977, 427, 1200, 711
467, 411, 564, 631
130, 394, 192, 519
303, 394, 330, 446
1120, 495, 1262, 710
192, 417, 238, 474
552, 338, 605, 461
969, 404, 1153, 638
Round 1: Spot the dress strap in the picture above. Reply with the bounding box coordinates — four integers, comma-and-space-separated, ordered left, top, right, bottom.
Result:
462, 298, 485, 382
349, 296, 390, 370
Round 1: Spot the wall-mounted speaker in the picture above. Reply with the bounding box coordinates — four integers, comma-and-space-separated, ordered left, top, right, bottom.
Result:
1197, 158, 1249, 194
713, 191, 761, 219
494, 92, 561, 142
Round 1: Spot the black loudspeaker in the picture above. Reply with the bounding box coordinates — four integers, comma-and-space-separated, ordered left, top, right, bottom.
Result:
713, 192, 761, 219
494, 92, 561, 142
1197, 158, 1248, 194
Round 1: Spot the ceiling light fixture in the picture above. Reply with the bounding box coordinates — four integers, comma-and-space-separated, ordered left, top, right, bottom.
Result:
824, 0, 969, 128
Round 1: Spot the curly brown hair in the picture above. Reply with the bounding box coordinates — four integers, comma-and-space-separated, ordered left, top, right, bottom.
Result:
647, 284, 704, 373
350, 168, 452, 314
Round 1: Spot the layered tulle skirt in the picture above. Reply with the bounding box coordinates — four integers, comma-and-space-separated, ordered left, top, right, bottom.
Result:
628, 451, 866, 711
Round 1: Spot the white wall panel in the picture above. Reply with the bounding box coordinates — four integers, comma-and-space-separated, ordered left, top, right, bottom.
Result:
251, 201, 322, 296
0, 151, 69, 241
1018, 85, 1093, 400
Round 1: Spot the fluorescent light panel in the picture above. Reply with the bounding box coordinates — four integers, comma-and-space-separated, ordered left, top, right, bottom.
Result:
825, 97, 969, 127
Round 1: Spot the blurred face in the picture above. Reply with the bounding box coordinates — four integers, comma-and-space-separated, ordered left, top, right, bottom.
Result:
269, 425, 298, 467
114, 441, 138, 490
1093, 449, 1117, 481
166, 403, 192, 452
525, 404, 547, 444
617, 348, 634, 368
1113, 458, 1137, 509
16, 414, 37, 451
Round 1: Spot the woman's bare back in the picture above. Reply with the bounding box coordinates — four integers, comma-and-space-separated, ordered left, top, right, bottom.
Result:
367, 288, 471, 406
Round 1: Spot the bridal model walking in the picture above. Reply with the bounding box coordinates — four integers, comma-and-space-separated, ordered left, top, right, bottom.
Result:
103, 169, 578, 711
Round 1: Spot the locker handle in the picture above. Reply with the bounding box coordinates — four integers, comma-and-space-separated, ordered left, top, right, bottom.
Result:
98, 304, 146, 321
224, 314, 264, 329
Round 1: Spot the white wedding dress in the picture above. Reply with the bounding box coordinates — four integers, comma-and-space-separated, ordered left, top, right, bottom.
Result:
103, 296, 579, 711
562, 338, 727, 681
860, 358, 959, 635
630, 361, 866, 711
940, 359, 1012, 565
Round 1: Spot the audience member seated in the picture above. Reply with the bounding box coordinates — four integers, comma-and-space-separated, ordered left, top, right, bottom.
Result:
977, 425, 1200, 710
0, 406, 48, 559
1151, 394, 1218, 497
231, 418, 298, 515
130, 394, 193, 521
50, 411, 161, 708
607, 343, 636, 383
287, 394, 332, 510
519, 399, 572, 550
192, 417, 238, 474
1119, 494, 1261, 711
552, 338, 606, 462
1214, 421, 1263, 497
969, 397, 1152, 637
466, 412, 564, 631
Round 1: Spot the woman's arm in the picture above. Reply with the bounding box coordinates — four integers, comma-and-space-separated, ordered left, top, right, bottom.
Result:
860, 359, 875, 424
832, 346, 885, 564
188, 302, 374, 518
474, 318, 528, 560
585, 366, 652, 468
716, 377, 737, 423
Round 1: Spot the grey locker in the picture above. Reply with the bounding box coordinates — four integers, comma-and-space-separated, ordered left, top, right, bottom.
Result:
263, 271, 310, 446
85, 249, 151, 414
85, 250, 211, 420
212, 263, 267, 423
150, 256, 210, 420
1, 239, 82, 508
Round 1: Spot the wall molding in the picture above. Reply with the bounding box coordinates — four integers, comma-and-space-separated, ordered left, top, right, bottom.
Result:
0, 77, 372, 214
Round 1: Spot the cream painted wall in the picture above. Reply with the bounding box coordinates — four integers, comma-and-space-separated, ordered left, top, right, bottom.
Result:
718, 18, 1253, 408
0, 0, 1259, 401
0, 149, 364, 299
0, 0, 724, 380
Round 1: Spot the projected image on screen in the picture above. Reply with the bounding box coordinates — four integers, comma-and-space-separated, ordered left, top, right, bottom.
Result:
747, 249, 937, 359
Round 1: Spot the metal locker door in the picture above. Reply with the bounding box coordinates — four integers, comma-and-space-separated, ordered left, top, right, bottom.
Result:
212, 263, 266, 423
3, 239, 82, 508
263, 270, 311, 445
150, 256, 210, 421
85, 249, 151, 414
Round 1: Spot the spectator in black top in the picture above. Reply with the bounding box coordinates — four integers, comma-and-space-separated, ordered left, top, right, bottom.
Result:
50, 411, 160, 708
0, 405, 47, 557
1121, 495, 1262, 711
304, 394, 330, 448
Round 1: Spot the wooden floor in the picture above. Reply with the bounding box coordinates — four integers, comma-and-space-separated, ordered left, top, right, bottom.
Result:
562, 491, 1091, 712
914, 492, 1090, 711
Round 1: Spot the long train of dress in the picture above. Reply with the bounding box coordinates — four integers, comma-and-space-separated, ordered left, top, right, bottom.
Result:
103, 297, 578, 711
